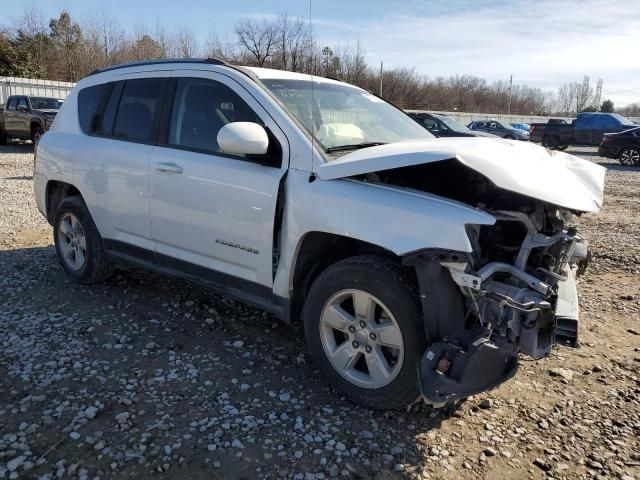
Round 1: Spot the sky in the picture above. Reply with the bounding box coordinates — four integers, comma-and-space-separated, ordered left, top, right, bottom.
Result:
5, 0, 640, 107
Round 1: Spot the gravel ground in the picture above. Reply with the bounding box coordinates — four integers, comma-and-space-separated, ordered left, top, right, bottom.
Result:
0, 144, 638, 480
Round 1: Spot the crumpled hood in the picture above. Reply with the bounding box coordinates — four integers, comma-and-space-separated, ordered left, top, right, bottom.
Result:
317, 137, 605, 212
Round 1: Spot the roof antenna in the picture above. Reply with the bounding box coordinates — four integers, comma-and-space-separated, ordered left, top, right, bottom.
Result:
308, 0, 317, 182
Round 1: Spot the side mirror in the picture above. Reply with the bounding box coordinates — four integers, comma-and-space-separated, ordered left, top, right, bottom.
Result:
217, 122, 269, 156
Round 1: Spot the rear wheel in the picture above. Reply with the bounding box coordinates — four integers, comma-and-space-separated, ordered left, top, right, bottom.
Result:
303, 255, 425, 410
619, 147, 640, 166
53, 196, 112, 284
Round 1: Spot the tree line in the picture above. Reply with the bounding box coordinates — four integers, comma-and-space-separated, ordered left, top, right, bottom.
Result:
0, 6, 620, 116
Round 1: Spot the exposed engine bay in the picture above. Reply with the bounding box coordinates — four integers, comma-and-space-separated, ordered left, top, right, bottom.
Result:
357, 159, 590, 403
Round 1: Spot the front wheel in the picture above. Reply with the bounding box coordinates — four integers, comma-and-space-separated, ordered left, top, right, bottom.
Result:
303, 255, 425, 410
619, 147, 640, 166
31, 125, 44, 145
53, 196, 112, 284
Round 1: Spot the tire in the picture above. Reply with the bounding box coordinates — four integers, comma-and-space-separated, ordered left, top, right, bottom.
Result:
53, 196, 112, 284
31, 125, 44, 145
619, 146, 640, 167
303, 255, 425, 410
543, 135, 560, 149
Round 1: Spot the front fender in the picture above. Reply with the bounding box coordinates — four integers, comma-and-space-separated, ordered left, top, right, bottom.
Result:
272, 169, 495, 298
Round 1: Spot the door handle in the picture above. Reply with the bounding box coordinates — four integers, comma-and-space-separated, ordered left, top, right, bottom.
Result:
155, 162, 183, 174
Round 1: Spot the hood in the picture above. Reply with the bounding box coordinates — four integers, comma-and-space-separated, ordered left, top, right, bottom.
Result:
316, 138, 605, 213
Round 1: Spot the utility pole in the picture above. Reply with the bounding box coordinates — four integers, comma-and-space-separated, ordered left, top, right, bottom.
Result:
507, 75, 513, 114
379, 61, 383, 97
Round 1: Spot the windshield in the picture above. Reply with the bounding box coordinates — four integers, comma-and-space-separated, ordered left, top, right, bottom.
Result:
30, 97, 63, 110
611, 113, 635, 126
259, 78, 433, 154
496, 120, 515, 130
435, 114, 471, 132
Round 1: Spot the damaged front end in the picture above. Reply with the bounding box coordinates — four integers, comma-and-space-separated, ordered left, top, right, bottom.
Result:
405, 206, 590, 404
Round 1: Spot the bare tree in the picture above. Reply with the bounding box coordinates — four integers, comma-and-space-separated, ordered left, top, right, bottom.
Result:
235, 19, 277, 66
175, 27, 198, 58
87, 6, 124, 66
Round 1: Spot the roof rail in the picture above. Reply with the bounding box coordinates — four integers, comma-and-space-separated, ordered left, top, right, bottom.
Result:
87, 58, 227, 77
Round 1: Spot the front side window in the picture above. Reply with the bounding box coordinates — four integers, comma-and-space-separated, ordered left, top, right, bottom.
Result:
168, 78, 263, 155
436, 115, 469, 132
17, 98, 28, 110
113, 78, 166, 143
259, 78, 432, 156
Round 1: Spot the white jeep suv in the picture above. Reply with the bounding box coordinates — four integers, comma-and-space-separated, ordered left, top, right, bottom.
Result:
34, 58, 605, 409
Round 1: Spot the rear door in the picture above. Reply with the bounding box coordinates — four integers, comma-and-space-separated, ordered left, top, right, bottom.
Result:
73, 75, 168, 253
148, 72, 289, 289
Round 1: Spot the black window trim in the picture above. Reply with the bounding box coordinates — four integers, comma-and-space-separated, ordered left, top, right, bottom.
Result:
156, 76, 282, 168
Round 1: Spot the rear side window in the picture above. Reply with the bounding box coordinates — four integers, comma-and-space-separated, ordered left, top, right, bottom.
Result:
113, 78, 166, 143
167, 78, 262, 155
78, 83, 113, 135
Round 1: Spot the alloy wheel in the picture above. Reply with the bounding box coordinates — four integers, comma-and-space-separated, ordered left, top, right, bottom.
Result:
57, 212, 87, 270
319, 289, 404, 389
620, 148, 640, 166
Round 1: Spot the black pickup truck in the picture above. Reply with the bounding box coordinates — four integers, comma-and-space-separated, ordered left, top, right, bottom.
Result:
530, 112, 637, 149
0, 95, 63, 145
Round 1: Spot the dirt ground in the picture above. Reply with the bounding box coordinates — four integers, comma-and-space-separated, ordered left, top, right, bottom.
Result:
0, 144, 638, 480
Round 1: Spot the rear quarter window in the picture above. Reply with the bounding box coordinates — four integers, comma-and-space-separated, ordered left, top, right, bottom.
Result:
78, 83, 113, 135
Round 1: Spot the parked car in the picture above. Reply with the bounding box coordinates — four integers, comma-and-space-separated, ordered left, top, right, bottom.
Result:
408, 112, 498, 138
510, 122, 530, 132
530, 113, 637, 149
0, 95, 63, 145
34, 58, 604, 409
598, 126, 640, 166
467, 120, 530, 140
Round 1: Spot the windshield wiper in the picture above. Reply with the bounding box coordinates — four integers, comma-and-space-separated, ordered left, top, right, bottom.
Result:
325, 142, 387, 153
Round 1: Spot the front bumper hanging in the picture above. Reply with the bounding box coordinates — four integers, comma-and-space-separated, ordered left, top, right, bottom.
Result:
418, 331, 518, 403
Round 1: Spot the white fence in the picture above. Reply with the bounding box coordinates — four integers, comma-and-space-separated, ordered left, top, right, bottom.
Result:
0, 77, 75, 104
406, 110, 575, 125
406, 109, 640, 125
